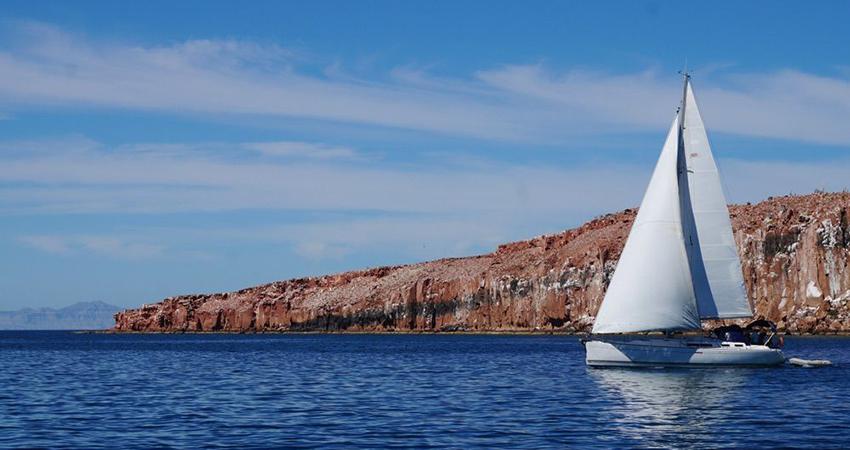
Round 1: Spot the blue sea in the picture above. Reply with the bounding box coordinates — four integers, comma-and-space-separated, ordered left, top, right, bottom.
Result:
1, 332, 848, 449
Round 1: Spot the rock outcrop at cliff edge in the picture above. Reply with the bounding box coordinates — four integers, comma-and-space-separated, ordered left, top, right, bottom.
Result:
114, 192, 850, 334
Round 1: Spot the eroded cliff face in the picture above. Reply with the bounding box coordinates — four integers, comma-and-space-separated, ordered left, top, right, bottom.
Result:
114, 192, 850, 334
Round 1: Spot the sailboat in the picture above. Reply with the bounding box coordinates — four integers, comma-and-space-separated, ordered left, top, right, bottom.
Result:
584, 73, 785, 367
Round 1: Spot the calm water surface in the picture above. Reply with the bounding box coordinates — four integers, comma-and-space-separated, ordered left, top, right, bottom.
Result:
1, 332, 848, 449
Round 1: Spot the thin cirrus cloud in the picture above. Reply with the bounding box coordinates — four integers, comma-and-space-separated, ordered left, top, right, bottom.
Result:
2, 136, 648, 261
234, 216, 513, 262
18, 234, 164, 260
243, 141, 359, 159
0, 137, 649, 216
4, 22, 850, 265
4, 136, 850, 220
14, 154, 850, 264
6, 136, 850, 264
0, 22, 850, 144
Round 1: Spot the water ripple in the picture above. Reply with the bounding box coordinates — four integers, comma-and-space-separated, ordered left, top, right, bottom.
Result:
0, 332, 847, 449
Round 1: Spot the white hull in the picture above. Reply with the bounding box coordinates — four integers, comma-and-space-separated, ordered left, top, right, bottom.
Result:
585, 336, 784, 367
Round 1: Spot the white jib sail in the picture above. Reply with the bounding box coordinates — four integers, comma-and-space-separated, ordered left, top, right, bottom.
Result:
683, 82, 753, 319
592, 116, 702, 334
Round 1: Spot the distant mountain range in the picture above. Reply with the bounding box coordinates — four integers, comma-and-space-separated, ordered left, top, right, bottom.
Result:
0, 301, 122, 330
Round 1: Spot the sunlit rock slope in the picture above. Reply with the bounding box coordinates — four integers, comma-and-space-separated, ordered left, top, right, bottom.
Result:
114, 192, 850, 334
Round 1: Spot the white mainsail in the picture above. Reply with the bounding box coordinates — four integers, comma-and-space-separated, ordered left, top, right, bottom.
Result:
682, 82, 752, 319
592, 115, 702, 334
592, 76, 751, 334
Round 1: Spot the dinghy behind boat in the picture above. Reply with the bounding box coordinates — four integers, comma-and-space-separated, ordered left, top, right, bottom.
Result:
787, 358, 832, 368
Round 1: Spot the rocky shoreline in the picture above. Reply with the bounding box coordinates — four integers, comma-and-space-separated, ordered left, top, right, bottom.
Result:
114, 192, 850, 334
99, 329, 850, 336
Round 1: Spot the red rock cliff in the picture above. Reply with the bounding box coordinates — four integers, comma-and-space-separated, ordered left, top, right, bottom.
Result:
113, 192, 850, 334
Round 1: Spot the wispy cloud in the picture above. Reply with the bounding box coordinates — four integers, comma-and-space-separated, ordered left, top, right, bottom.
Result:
294, 241, 352, 261
477, 65, 850, 144
18, 234, 165, 259
243, 141, 358, 159
0, 137, 648, 217
15, 154, 850, 265
18, 235, 71, 254
3, 137, 850, 218
0, 22, 526, 140
1, 22, 850, 144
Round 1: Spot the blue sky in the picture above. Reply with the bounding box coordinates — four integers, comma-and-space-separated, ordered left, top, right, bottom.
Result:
2, 1, 850, 309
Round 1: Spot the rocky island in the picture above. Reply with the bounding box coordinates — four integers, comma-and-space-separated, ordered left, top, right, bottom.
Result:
114, 192, 850, 334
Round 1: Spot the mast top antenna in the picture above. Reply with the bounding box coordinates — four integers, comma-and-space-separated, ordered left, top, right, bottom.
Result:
678, 59, 691, 80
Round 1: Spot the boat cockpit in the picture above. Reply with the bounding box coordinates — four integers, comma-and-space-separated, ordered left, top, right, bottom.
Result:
711, 320, 783, 349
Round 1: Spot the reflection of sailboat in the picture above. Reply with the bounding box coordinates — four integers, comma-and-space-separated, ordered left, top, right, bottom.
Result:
584, 73, 783, 367
590, 368, 745, 444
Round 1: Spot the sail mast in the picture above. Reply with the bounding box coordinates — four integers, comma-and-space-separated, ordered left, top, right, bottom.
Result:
678, 70, 689, 141
677, 70, 691, 248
